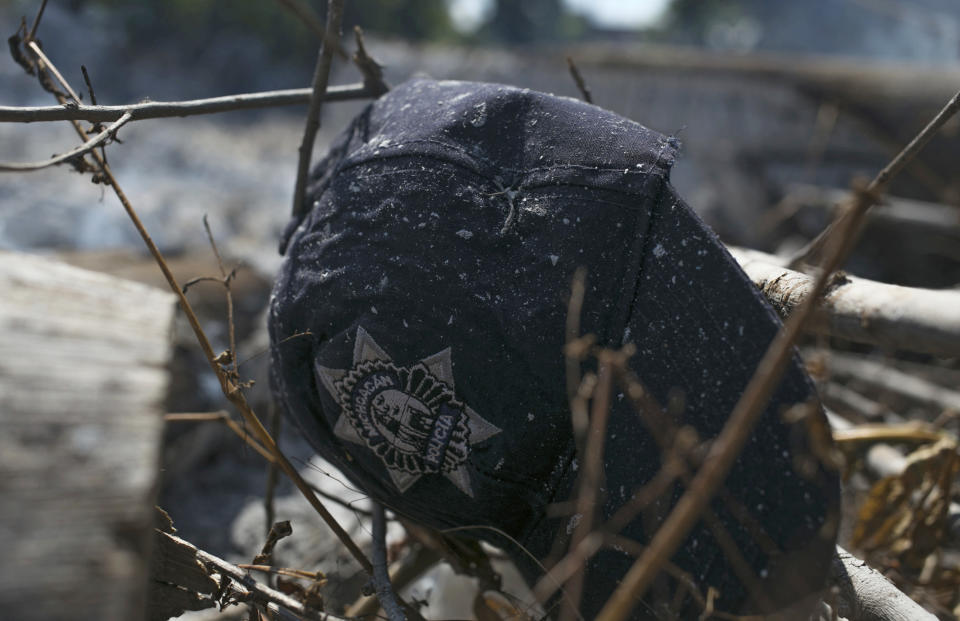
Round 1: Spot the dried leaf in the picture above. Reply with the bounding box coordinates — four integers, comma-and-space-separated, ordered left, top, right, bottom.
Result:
852, 437, 959, 567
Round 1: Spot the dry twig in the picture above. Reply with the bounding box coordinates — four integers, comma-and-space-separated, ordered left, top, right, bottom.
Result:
192, 537, 338, 621
165, 412, 275, 464
371, 503, 406, 621
291, 0, 344, 219
352, 26, 390, 97
0, 83, 373, 123
566, 56, 593, 104
560, 351, 617, 621
0, 110, 131, 171
274, 0, 350, 59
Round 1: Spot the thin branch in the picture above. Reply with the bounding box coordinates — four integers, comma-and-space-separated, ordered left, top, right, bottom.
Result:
17, 30, 374, 577
80, 65, 98, 105
291, 0, 344, 219
595, 87, 960, 621
346, 543, 442, 618
27, 0, 49, 41
27, 40, 80, 103
371, 503, 406, 621
181, 275, 230, 293
202, 215, 238, 378
566, 56, 593, 104
533, 461, 682, 604
237, 565, 324, 582
352, 26, 389, 97
560, 351, 618, 621
274, 0, 350, 59
192, 539, 338, 621
265, 402, 282, 539
0, 83, 373, 123
308, 481, 373, 517
165, 412, 276, 464
789, 89, 960, 269
0, 110, 131, 171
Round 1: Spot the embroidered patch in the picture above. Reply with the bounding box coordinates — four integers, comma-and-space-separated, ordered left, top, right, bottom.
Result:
316, 326, 501, 497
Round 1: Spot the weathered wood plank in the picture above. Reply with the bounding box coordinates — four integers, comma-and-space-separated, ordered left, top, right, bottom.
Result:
0, 251, 176, 621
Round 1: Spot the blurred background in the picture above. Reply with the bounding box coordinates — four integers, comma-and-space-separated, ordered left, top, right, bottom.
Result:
2, 0, 960, 618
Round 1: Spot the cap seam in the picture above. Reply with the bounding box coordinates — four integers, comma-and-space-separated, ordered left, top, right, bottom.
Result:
610, 138, 678, 347
336, 137, 673, 180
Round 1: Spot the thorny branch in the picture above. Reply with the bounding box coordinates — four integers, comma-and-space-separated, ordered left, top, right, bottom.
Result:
595, 86, 960, 621
291, 0, 344, 219
10, 2, 375, 579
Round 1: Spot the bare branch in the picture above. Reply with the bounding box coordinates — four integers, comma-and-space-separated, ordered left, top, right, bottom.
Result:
165, 412, 276, 464
189, 535, 340, 621
292, 0, 345, 219
729, 246, 960, 357
352, 26, 389, 97
202, 215, 238, 378
595, 86, 960, 621
560, 351, 618, 621
27, 0, 49, 41
566, 56, 593, 104
0, 83, 373, 123
274, 0, 350, 59
27, 40, 80, 103
371, 503, 406, 621
0, 110, 131, 171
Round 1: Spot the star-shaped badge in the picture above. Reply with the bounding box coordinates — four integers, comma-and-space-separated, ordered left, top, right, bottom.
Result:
316, 326, 501, 497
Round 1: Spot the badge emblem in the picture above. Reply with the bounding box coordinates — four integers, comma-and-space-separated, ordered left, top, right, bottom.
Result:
316, 327, 501, 496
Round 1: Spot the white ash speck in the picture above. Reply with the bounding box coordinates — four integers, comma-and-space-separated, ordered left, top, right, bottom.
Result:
456, 229, 474, 239
652, 243, 666, 258
470, 102, 487, 127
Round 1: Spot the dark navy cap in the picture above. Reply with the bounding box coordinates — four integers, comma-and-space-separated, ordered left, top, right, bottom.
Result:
269, 78, 840, 618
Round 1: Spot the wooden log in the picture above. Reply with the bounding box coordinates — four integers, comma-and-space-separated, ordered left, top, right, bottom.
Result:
821, 350, 960, 414
569, 43, 960, 113
0, 251, 176, 621
781, 184, 960, 238
729, 246, 960, 357
831, 547, 937, 621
